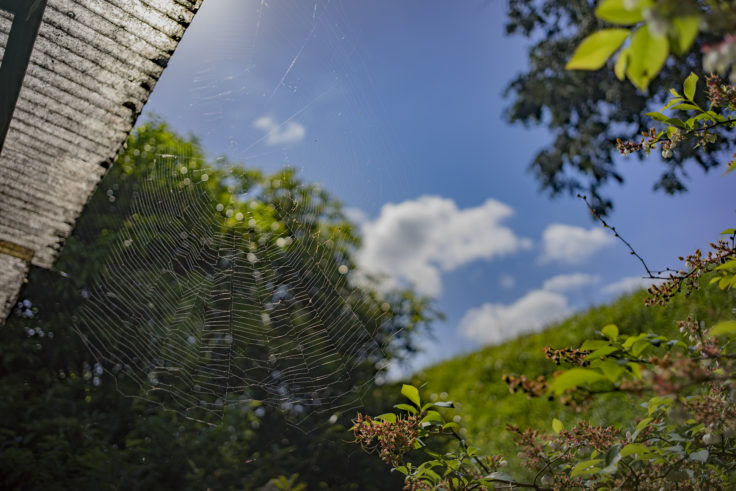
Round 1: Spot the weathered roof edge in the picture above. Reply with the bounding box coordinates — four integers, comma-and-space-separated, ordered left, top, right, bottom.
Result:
0, 0, 204, 322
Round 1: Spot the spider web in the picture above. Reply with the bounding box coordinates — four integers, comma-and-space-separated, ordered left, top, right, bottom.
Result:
74, 152, 389, 424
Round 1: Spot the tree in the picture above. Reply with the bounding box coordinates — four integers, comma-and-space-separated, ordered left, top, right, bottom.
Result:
503, 0, 731, 214
0, 121, 438, 490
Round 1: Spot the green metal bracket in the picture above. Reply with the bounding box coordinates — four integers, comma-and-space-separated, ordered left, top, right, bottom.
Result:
0, 0, 48, 155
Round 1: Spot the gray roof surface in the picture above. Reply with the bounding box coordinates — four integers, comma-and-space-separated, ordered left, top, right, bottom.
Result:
0, 0, 203, 319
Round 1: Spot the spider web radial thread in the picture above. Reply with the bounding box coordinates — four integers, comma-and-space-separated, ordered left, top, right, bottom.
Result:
74, 153, 387, 425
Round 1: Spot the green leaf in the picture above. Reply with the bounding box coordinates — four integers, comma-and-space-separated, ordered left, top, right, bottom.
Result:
669, 103, 701, 112
394, 403, 418, 414
671, 15, 701, 56
631, 339, 651, 357
421, 410, 442, 423
632, 417, 652, 440
401, 384, 421, 407
623, 332, 646, 348
581, 339, 612, 350
595, 0, 644, 25
600, 359, 626, 382
620, 443, 652, 459
614, 47, 630, 80
585, 345, 620, 360
442, 422, 460, 431
646, 111, 669, 122
549, 368, 608, 395
627, 26, 669, 91
601, 324, 619, 341
627, 362, 642, 379
665, 117, 686, 129
570, 459, 603, 477
566, 29, 630, 70
377, 413, 396, 423
710, 320, 736, 337
659, 97, 685, 111
720, 228, 735, 235
552, 418, 563, 434
683, 72, 698, 101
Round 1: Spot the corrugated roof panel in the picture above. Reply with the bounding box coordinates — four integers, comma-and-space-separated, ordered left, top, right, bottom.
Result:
0, 0, 203, 320
0, 12, 10, 62
0, 254, 28, 317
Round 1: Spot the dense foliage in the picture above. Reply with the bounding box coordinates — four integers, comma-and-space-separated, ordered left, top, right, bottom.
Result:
0, 121, 437, 490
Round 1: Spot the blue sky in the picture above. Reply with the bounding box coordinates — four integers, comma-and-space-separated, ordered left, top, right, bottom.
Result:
144, 0, 733, 375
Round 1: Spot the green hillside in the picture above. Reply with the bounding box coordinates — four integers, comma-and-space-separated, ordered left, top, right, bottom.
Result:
411, 285, 735, 465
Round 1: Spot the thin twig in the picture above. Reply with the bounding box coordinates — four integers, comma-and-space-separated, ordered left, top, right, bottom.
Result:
578, 194, 659, 278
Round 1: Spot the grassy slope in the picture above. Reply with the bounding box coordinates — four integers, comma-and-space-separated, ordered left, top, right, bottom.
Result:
412, 286, 735, 464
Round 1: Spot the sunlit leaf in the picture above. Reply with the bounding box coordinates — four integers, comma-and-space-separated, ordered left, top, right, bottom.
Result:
552, 418, 563, 434
566, 29, 630, 70
549, 368, 608, 395
595, 0, 645, 25
683, 72, 698, 101
627, 25, 669, 90
585, 345, 620, 360
614, 47, 630, 80
627, 362, 642, 379
421, 410, 442, 423
669, 103, 700, 112
710, 320, 736, 337
671, 15, 700, 55
401, 384, 421, 407
646, 111, 669, 122
394, 403, 417, 414
600, 359, 626, 382
376, 413, 396, 423
581, 339, 612, 350
601, 324, 619, 341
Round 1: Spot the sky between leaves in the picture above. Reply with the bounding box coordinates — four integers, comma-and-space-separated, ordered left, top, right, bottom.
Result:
143, 0, 733, 375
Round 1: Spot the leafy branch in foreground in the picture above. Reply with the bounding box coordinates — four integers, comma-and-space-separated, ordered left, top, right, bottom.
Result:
354, 307, 736, 489
608, 71, 736, 305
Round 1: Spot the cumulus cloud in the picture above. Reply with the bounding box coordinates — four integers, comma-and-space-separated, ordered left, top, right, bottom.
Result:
539, 223, 614, 264
460, 290, 572, 345
543, 273, 601, 292
356, 196, 532, 296
601, 276, 665, 297
253, 116, 305, 145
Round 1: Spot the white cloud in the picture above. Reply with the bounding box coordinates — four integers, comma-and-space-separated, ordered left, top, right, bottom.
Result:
601, 276, 665, 297
543, 273, 601, 292
356, 196, 532, 297
253, 116, 305, 145
499, 274, 516, 289
460, 290, 572, 345
540, 223, 614, 264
